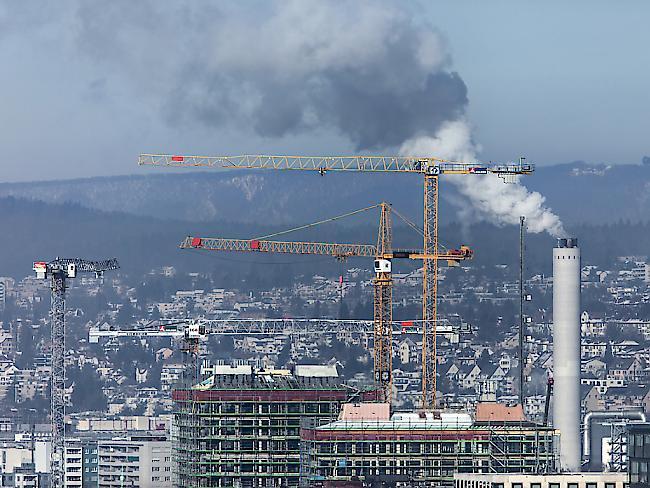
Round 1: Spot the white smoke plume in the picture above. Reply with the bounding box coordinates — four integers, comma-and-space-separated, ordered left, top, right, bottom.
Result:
401, 120, 567, 237
2, 1, 566, 237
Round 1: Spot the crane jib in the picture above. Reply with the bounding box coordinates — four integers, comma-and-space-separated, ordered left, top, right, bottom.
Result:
138, 154, 535, 176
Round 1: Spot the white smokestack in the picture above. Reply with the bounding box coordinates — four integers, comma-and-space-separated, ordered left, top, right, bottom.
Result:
553, 237, 581, 471
400, 119, 566, 237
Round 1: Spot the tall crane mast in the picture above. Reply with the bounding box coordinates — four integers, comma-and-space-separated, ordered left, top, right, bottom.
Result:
374, 204, 392, 400
33, 258, 119, 488
177, 203, 472, 403
139, 153, 532, 408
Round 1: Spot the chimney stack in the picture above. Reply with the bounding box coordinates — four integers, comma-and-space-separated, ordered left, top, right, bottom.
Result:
553, 237, 581, 471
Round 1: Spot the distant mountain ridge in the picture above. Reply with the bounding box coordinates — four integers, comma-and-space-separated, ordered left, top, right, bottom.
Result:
1, 193, 649, 280
1, 162, 649, 226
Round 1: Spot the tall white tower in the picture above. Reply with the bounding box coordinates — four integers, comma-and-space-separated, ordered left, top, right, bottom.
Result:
553, 237, 581, 471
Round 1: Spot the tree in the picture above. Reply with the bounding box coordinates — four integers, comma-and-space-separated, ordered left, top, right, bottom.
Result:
312, 300, 322, 318
116, 301, 136, 325
143, 362, 163, 389
338, 301, 350, 320
289, 296, 305, 316
351, 301, 372, 320
69, 365, 107, 413
149, 305, 161, 321
209, 335, 234, 357
16, 324, 35, 369
276, 341, 292, 367
112, 340, 153, 377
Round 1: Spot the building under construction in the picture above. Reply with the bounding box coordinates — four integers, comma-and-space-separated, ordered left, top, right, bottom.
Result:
172, 365, 375, 488
300, 403, 558, 487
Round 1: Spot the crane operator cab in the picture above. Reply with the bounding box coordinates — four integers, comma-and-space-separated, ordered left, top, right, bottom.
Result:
185, 321, 207, 340
374, 259, 391, 274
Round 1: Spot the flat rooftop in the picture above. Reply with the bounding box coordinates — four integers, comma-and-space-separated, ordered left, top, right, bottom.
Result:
181, 365, 343, 392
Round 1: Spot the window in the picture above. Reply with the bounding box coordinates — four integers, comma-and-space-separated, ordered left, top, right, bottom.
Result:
605, 484, 616, 488
549, 484, 560, 488
531, 484, 542, 488
586, 483, 597, 488
512, 484, 523, 488
568, 484, 579, 488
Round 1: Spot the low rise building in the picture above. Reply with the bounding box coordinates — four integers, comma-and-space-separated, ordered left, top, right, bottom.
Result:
301, 402, 557, 487
454, 473, 627, 488
64, 438, 98, 488
97, 433, 171, 488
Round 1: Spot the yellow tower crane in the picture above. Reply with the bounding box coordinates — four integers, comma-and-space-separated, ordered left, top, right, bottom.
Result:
139, 154, 533, 408
178, 202, 472, 403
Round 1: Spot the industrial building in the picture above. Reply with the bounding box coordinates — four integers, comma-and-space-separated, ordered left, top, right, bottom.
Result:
172, 365, 371, 487
300, 402, 557, 487
627, 422, 650, 488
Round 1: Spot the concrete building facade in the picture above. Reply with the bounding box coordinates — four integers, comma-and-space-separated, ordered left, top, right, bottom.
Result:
96, 434, 171, 488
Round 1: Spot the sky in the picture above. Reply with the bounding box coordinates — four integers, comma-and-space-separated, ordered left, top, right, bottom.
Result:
0, 0, 649, 182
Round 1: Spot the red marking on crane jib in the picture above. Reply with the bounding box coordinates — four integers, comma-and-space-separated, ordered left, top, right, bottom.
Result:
171, 155, 184, 162
191, 238, 202, 248
250, 240, 261, 250
401, 321, 414, 327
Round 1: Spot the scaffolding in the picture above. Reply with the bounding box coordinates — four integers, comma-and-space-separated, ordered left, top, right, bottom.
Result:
604, 420, 629, 473
172, 369, 369, 488
300, 417, 558, 487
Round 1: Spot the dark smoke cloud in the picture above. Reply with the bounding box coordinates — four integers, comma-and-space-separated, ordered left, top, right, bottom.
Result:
68, 0, 468, 151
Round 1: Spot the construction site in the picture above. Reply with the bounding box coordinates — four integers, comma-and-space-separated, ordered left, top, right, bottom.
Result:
301, 403, 556, 486
137, 154, 560, 487
35, 152, 634, 488
172, 368, 556, 488
172, 365, 373, 487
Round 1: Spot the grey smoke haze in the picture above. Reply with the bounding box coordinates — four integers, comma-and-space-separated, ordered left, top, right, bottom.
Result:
69, 1, 467, 150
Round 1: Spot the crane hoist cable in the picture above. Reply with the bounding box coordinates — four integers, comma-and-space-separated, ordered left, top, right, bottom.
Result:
390, 207, 454, 253
252, 203, 383, 241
